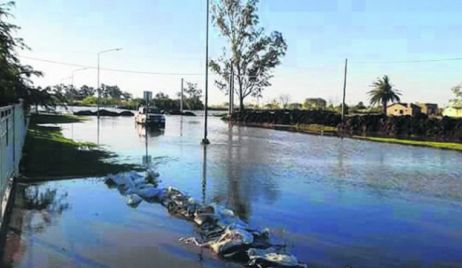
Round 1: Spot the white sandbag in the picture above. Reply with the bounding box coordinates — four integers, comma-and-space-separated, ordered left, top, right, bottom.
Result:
137, 187, 162, 199
127, 194, 143, 207
106, 173, 129, 185
147, 169, 160, 178
247, 248, 307, 268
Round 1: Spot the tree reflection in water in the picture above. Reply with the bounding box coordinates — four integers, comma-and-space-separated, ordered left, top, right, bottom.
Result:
21, 185, 70, 233
226, 125, 250, 221
209, 124, 280, 222
0, 183, 70, 267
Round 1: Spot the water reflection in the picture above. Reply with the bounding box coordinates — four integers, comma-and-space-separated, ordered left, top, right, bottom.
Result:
43, 113, 462, 267
226, 125, 250, 221
135, 123, 165, 167
180, 116, 184, 137
201, 146, 207, 205
135, 123, 165, 138
1, 183, 70, 267
97, 117, 100, 144
19, 184, 70, 233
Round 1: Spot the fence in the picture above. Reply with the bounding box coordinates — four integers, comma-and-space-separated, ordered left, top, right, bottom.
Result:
0, 100, 27, 220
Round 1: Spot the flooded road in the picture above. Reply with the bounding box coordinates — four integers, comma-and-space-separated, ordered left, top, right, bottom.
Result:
2, 114, 462, 267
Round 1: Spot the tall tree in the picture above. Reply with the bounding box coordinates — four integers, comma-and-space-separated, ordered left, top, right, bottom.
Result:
368, 75, 401, 116
0, 1, 41, 106
450, 84, 462, 107
183, 82, 204, 110
101, 84, 123, 99
209, 0, 287, 111
79, 85, 96, 99
29, 86, 65, 113
278, 94, 290, 109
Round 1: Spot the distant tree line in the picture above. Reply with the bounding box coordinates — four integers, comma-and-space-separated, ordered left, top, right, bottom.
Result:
257, 97, 379, 115
40, 82, 204, 111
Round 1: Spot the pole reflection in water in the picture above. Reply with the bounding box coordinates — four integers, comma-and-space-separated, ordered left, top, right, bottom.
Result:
141, 125, 151, 167
180, 116, 184, 137
145, 122, 149, 166
201, 145, 207, 204
135, 124, 164, 167
96, 116, 100, 144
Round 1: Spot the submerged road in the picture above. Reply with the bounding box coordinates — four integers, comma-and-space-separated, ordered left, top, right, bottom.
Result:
2, 114, 462, 267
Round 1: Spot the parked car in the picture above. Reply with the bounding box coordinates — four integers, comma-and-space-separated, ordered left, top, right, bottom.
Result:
135, 106, 165, 128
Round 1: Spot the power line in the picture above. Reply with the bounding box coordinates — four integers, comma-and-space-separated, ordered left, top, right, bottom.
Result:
19, 55, 204, 76
19, 55, 268, 79
19, 54, 462, 79
351, 57, 462, 64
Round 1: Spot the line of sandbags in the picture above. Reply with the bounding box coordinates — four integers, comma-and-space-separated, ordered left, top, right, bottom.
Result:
73, 109, 134, 116
105, 171, 307, 268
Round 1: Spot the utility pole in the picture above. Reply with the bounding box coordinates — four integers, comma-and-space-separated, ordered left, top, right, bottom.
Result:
231, 64, 234, 113
180, 78, 184, 113
96, 48, 121, 144
201, 0, 210, 145
340, 58, 348, 139
97, 48, 122, 119
341, 58, 348, 123
229, 64, 234, 115
143, 91, 152, 166
97, 53, 100, 118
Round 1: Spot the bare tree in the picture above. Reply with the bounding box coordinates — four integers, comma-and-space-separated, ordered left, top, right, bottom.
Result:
278, 94, 290, 109
451, 84, 462, 107
209, 0, 287, 111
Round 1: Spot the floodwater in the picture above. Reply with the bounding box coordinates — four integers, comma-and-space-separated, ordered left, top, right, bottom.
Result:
2, 113, 462, 267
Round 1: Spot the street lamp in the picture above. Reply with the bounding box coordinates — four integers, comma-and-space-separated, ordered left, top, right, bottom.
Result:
97, 48, 122, 119
201, 0, 210, 145
69, 67, 87, 139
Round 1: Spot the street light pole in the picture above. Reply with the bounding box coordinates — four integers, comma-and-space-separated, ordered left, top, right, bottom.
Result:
70, 67, 87, 139
341, 58, 348, 122
341, 58, 348, 138
97, 48, 122, 119
201, 0, 210, 145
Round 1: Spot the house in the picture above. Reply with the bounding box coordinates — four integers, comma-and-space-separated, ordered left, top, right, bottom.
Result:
416, 103, 439, 116
387, 103, 421, 116
304, 98, 327, 110
443, 106, 462, 118
288, 103, 303, 110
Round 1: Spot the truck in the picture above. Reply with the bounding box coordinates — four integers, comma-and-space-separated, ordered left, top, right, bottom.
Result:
135, 106, 166, 128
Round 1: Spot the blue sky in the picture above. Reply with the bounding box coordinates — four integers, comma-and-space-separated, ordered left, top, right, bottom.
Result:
12, 0, 462, 106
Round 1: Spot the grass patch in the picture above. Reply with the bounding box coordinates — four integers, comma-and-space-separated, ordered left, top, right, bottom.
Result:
295, 124, 337, 134
355, 136, 462, 152
20, 114, 139, 179
30, 113, 84, 124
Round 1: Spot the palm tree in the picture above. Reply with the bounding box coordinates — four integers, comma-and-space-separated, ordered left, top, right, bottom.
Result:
368, 75, 401, 116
